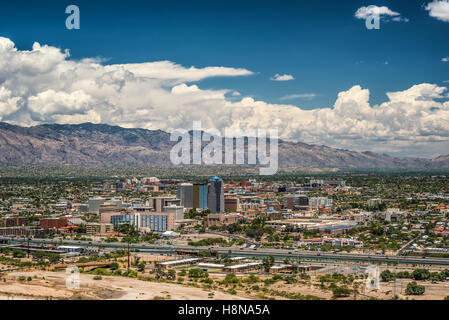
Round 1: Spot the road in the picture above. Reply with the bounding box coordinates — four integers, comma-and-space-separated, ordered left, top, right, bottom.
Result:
9, 238, 449, 266
396, 234, 422, 256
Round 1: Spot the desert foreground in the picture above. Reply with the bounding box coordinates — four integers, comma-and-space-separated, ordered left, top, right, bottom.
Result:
0, 270, 249, 300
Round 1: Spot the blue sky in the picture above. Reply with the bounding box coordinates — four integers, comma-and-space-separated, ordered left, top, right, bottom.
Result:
1, 0, 447, 109
0, 0, 449, 158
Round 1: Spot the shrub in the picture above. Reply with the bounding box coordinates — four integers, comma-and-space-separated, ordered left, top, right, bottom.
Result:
167, 269, 176, 280
243, 274, 261, 284
396, 271, 411, 279
123, 270, 138, 278
189, 268, 208, 279
12, 250, 25, 258
381, 270, 394, 282
223, 273, 240, 285
92, 268, 110, 275
109, 262, 119, 270
405, 281, 425, 295
412, 269, 430, 281
331, 286, 352, 298
227, 288, 237, 295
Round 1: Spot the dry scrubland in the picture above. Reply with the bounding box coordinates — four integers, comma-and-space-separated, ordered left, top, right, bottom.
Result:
0, 268, 448, 300
1, 250, 447, 300
0, 271, 248, 300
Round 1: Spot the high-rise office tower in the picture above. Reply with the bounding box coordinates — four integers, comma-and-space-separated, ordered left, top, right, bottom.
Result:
177, 183, 193, 208
193, 183, 208, 210
207, 177, 224, 213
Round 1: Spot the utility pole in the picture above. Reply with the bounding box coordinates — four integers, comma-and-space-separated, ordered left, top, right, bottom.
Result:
353, 282, 357, 300
393, 266, 397, 299
393, 277, 397, 298
127, 239, 130, 271
25, 225, 30, 259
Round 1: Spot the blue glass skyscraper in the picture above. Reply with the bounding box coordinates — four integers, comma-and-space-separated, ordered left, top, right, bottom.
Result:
207, 176, 224, 213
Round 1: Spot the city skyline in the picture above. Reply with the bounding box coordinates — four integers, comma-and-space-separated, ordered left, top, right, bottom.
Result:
1, 0, 449, 305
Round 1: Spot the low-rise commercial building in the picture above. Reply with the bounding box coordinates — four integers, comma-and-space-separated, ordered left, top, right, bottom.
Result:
0, 215, 27, 227
224, 197, 240, 212
205, 213, 239, 227
284, 195, 309, 210
86, 223, 114, 235
296, 237, 363, 248
0, 226, 37, 236
40, 217, 69, 229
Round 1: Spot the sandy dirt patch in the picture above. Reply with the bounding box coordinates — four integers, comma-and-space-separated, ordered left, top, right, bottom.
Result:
1, 270, 250, 300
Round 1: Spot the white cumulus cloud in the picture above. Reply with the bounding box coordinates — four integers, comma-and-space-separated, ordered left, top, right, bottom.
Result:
270, 74, 295, 81
0, 37, 449, 158
355, 6, 408, 22
426, 0, 449, 22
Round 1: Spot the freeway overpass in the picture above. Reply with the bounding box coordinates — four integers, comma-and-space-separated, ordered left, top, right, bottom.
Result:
11, 238, 449, 267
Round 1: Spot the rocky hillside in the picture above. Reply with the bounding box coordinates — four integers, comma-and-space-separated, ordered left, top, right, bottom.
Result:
0, 122, 447, 169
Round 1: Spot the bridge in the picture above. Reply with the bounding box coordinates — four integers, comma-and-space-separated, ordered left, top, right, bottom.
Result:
48, 261, 113, 271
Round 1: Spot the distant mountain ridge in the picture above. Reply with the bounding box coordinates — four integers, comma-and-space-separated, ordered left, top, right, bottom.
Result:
0, 122, 448, 170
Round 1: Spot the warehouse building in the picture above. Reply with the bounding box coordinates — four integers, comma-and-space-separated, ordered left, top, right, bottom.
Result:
157, 258, 202, 269
223, 262, 262, 272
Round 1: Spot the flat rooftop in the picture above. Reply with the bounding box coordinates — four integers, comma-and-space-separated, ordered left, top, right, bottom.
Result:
158, 258, 202, 266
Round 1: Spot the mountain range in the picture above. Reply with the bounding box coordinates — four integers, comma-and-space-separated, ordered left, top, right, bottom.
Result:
0, 122, 448, 170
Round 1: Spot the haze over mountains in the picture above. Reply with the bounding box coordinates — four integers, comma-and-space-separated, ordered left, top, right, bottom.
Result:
0, 122, 448, 170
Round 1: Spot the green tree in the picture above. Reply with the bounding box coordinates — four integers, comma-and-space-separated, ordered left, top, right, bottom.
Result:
412, 269, 430, 281
167, 269, 176, 280
381, 270, 395, 282
262, 256, 275, 272
405, 281, 425, 295
109, 262, 119, 270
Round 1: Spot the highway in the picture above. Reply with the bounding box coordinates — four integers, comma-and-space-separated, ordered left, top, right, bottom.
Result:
10, 238, 449, 267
